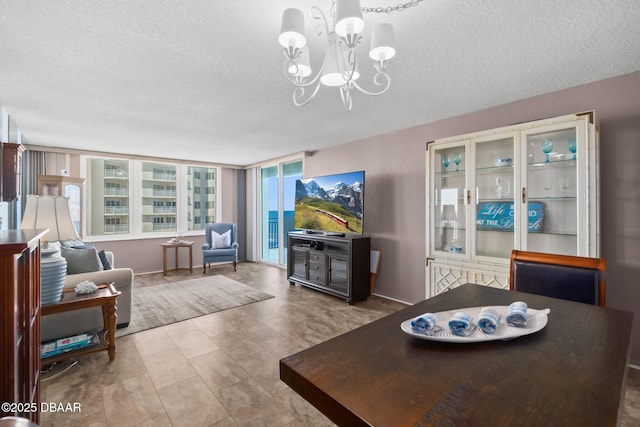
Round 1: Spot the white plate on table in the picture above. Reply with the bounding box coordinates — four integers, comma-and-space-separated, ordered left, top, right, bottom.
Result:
401, 305, 550, 343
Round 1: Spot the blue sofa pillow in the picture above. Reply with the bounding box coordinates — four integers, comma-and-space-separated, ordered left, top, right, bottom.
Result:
98, 250, 113, 270
60, 246, 103, 274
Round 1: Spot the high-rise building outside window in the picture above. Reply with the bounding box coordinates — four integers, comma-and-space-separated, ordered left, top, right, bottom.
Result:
187, 166, 216, 231
86, 158, 130, 236
83, 157, 218, 238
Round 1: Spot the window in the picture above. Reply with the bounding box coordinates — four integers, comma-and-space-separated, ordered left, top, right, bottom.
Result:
143, 162, 177, 233
187, 166, 217, 231
86, 158, 130, 236
260, 160, 302, 265
83, 157, 218, 239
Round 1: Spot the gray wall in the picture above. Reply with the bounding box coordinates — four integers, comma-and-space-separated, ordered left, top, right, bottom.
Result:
305, 70, 640, 365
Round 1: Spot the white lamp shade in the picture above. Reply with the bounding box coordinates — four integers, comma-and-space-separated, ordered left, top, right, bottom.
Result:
21, 195, 80, 242
321, 44, 347, 87
287, 47, 312, 77
369, 23, 396, 61
335, 0, 364, 37
321, 43, 362, 87
279, 8, 306, 49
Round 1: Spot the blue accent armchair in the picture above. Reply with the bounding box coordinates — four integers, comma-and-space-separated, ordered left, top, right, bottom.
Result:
202, 223, 239, 272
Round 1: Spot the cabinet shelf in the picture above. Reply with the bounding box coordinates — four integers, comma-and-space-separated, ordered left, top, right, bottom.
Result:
476, 165, 515, 175
435, 225, 468, 231
528, 159, 576, 170
531, 230, 577, 237
435, 170, 466, 178
527, 196, 577, 202
475, 229, 577, 236
434, 198, 467, 204
476, 196, 577, 203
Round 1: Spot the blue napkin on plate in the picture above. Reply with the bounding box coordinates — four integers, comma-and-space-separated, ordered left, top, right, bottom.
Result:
506, 301, 528, 327
448, 312, 474, 336
411, 313, 439, 334
477, 307, 501, 334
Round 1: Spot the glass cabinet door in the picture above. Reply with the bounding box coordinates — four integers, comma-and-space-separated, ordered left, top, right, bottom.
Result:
522, 123, 581, 255
431, 142, 469, 256
472, 134, 517, 259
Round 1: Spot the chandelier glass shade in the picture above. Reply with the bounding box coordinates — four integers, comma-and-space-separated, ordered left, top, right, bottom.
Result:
279, 0, 396, 111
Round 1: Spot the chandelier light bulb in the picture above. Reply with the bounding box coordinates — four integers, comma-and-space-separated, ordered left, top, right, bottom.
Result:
279, 8, 306, 49
369, 23, 396, 61
287, 47, 312, 78
335, 0, 364, 38
320, 43, 347, 87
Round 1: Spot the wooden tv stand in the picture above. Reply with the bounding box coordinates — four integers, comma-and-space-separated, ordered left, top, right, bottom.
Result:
287, 231, 370, 305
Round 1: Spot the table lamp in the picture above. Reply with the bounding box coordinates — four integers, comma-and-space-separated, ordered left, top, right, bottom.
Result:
21, 195, 80, 305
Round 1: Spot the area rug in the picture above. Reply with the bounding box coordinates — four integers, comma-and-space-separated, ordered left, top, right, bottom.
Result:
116, 275, 274, 337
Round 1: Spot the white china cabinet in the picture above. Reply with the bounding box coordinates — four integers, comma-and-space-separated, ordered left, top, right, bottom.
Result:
426, 112, 599, 297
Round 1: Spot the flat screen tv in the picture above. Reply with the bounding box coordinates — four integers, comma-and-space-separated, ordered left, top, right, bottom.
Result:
294, 170, 365, 235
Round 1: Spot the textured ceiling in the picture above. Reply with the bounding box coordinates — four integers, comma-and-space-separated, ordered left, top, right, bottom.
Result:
1, 1, 639, 166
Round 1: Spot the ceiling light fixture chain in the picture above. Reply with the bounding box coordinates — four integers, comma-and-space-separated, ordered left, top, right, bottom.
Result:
279, 0, 418, 111
362, 0, 424, 14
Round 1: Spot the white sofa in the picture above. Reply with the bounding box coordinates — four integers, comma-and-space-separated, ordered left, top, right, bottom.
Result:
40, 251, 134, 342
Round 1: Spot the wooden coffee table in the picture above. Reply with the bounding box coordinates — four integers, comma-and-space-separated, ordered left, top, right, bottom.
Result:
41, 282, 121, 363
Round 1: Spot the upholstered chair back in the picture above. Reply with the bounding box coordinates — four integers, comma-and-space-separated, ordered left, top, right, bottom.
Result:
509, 250, 606, 306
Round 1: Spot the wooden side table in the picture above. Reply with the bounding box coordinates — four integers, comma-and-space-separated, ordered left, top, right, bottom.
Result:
41, 283, 121, 363
161, 240, 194, 276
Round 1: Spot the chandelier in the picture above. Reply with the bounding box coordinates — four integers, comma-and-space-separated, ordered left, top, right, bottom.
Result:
279, 0, 423, 111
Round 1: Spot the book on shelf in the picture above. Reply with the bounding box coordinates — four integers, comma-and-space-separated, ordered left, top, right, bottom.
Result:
41, 331, 97, 358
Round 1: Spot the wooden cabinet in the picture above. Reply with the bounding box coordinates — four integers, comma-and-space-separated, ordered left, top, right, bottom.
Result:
426, 112, 599, 297
0, 229, 47, 424
1, 142, 25, 202
287, 232, 370, 304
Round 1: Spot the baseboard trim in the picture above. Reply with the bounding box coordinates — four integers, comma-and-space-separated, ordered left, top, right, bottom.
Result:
371, 292, 412, 306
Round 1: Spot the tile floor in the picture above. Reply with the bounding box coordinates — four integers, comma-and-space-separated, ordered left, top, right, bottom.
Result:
40, 262, 640, 426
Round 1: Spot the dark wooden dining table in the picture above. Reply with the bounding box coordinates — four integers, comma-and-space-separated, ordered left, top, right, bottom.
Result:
280, 283, 634, 427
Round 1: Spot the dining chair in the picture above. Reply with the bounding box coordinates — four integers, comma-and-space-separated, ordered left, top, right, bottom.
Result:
509, 250, 606, 306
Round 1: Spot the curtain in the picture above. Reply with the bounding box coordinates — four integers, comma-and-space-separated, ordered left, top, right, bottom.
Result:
20, 149, 69, 221
23, 149, 68, 195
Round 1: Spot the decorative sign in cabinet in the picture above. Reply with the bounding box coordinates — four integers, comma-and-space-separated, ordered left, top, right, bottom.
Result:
287, 231, 370, 304
426, 112, 599, 297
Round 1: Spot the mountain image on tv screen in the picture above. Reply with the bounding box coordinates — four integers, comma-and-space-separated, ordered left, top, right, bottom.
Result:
294, 171, 364, 234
